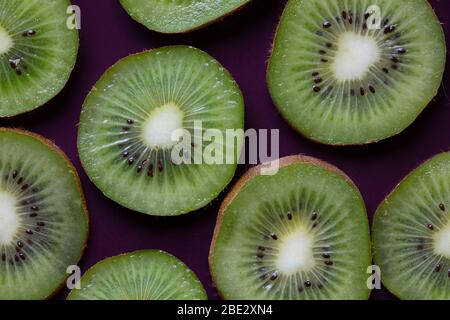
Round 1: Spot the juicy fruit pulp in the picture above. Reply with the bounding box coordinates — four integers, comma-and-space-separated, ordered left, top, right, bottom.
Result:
0, 0, 79, 117
210, 156, 371, 300
120, 0, 251, 34
268, 0, 446, 145
373, 152, 450, 300
0, 129, 88, 300
67, 250, 207, 300
78, 46, 244, 216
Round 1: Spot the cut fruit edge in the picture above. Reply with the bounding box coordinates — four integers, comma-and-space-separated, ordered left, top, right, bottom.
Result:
78, 46, 245, 216
0, 127, 90, 299
266, 0, 446, 146
0, 30, 79, 119
372, 151, 450, 299
66, 249, 207, 300
209, 154, 371, 298
119, 0, 252, 34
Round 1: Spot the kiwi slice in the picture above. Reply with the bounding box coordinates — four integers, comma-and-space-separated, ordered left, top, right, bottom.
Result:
0, 129, 88, 300
373, 152, 450, 300
78, 46, 244, 216
120, 0, 251, 34
267, 0, 446, 145
209, 156, 371, 300
67, 250, 207, 300
0, 0, 78, 117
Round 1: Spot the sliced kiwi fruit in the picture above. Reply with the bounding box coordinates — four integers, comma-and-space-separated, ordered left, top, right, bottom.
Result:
78, 46, 244, 216
267, 0, 446, 145
209, 156, 371, 300
67, 250, 207, 300
373, 152, 450, 300
0, 129, 88, 300
0, 0, 79, 117
120, 0, 251, 34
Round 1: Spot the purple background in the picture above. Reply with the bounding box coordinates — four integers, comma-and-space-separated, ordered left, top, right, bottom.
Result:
1, 0, 449, 300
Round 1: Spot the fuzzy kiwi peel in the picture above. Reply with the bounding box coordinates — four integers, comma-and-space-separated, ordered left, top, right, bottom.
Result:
67, 250, 207, 300
0, 128, 89, 300
373, 152, 450, 300
0, 0, 79, 117
267, 0, 446, 146
119, 0, 252, 34
210, 155, 372, 300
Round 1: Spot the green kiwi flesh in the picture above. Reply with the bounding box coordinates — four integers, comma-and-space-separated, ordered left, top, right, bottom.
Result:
268, 0, 446, 145
209, 156, 371, 299
67, 250, 207, 300
0, 0, 79, 117
0, 129, 88, 300
119, 0, 251, 34
78, 46, 244, 216
373, 152, 450, 300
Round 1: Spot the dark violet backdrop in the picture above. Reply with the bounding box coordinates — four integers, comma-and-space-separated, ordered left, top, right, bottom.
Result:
1, 0, 449, 300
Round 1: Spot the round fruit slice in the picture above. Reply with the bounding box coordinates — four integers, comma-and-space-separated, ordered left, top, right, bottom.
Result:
267, 0, 446, 145
373, 152, 450, 300
0, 129, 88, 300
78, 46, 244, 216
0, 0, 79, 117
120, 0, 251, 34
67, 250, 207, 300
209, 156, 371, 300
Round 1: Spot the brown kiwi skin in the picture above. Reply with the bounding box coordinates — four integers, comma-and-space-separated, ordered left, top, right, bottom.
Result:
119, 0, 252, 34
266, 1, 446, 147
0, 128, 90, 300
208, 155, 372, 299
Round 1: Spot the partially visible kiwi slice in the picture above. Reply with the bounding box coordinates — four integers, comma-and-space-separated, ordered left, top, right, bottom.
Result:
0, 0, 79, 117
119, 0, 251, 34
209, 156, 371, 300
67, 250, 207, 300
268, 0, 446, 145
373, 152, 450, 300
78, 46, 244, 216
0, 129, 88, 300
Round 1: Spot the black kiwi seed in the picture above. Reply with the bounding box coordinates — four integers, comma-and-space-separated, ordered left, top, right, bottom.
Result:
270, 272, 279, 281
325, 43, 332, 48
342, 11, 347, 19
1, 253, 5, 261
127, 119, 134, 125
427, 224, 434, 231
304, 280, 312, 288
369, 86, 376, 94
318, 50, 326, 55
258, 246, 266, 252
30, 213, 38, 218
322, 253, 331, 259
439, 203, 446, 211
128, 157, 135, 165
287, 212, 293, 220
17, 177, 23, 184
12, 170, 18, 178
17, 241, 23, 248
25, 229, 33, 235
321, 58, 328, 63
325, 260, 334, 266
313, 85, 321, 93
323, 21, 332, 29
397, 47, 407, 54
19, 253, 26, 260
384, 25, 396, 34
37, 222, 45, 227
122, 151, 129, 158
448, 269, 450, 278
22, 29, 36, 37
390, 55, 400, 63
31, 206, 39, 211
314, 77, 323, 84
311, 211, 318, 221
270, 233, 278, 240
382, 68, 389, 74
435, 264, 442, 273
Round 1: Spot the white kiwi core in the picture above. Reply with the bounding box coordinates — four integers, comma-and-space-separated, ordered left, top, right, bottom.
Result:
433, 224, 450, 258
276, 228, 315, 275
141, 102, 184, 149
0, 25, 13, 55
0, 191, 19, 245
331, 32, 380, 82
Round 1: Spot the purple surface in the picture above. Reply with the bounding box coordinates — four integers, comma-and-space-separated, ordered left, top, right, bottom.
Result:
1, 0, 449, 300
